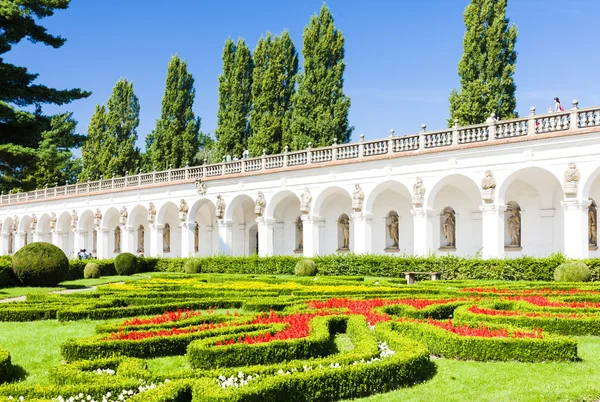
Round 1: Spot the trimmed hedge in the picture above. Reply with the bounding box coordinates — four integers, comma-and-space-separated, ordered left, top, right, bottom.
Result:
83, 263, 100, 279
0, 256, 17, 288
184, 259, 203, 274
295, 259, 317, 276
115, 253, 137, 276
12, 242, 68, 286
554, 262, 591, 282
0, 348, 10, 384
390, 319, 578, 362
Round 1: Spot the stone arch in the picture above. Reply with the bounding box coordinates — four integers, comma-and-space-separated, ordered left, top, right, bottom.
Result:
189, 199, 217, 256
497, 167, 564, 257
581, 164, 600, 200
57, 211, 74, 257
364, 180, 413, 254
313, 186, 353, 255
128, 205, 149, 255
427, 174, 482, 256
313, 186, 353, 217
36, 213, 52, 244
225, 194, 255, 256
157, 202, 180, 257
78, 210, 96, 254
267, 190, 301, 255
18, 215, 32, 248
102, 207, 121, 258
2, 216, 14, 255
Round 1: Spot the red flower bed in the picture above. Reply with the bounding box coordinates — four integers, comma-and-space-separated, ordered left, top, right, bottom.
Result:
400, 317, 543, 339
107, 321, 238, 341
467, 305, 592, 319
122, 309, 210, 327
461, 287, 599, 296
506, 296, 600, 309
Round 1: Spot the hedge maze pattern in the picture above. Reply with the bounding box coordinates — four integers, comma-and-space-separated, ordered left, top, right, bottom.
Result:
2, 275, 600, 401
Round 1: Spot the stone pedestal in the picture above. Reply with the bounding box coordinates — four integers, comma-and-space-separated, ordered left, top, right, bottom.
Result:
562, 199, 590, 259
411, 208, 432, 255
352, 213, 371, 254
563, 182, 578, 197
481, 188, 495, 203
480, 204, 504, 258
412, 194, 424, 207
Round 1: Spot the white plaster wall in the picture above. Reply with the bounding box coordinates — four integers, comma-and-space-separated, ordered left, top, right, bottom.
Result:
370, 189, 413, 254
319, 193, 352, 255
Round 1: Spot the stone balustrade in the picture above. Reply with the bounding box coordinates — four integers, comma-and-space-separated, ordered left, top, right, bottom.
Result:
2, 101, 600, 206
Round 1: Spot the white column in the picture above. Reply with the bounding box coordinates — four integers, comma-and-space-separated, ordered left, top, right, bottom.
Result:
149, 224, 160, 257
480, 205, 504, 259
51, 230, 60, 250
352, 213, 372, 254
73, 229, 81, 256
14, 231, 26, 252
301, 215, 320, 257
412, 208, 433, 256
562, 199, 589, 259
0, 233, 7, 255
217, 220, 233, 255
257, 218, 275, 257
180, 222, 194, 258
33, 231, 43, 243
96, 228, 109, 259
121, 225, 135, 254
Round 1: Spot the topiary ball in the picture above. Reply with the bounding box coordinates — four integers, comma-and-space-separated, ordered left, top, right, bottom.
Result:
554, 262, 591, 282
12, 242, 68, 287
295, 259, 318, 276
84, 263, 100, 279
184, 259, 202, 274
114, 252, 138, 276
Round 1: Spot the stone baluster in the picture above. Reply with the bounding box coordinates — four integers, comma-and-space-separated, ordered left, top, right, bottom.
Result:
332, 139, 338, 161
452, 119, 459, 145
111, 173, 115, 189
283, 146, 289, 166
307, 143, 313, 165
527, 107, 536, 135
486, 113, 497, 140
261, 149, 267, 170
418, 124, 426, 150
358, 134, 365, 158
388, 129, 395, 154
185, 163, 190, 179
569, 99, 579, 131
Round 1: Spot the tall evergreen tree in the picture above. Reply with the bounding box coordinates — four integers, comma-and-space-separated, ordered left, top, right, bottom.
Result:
248, 31, 298, 156
148, 55, 201, 170
0, 0, 90, 192
105, 78, 141, 176
287, 4, 352, 150
80, 104, 108, 181
448, 0, 518, 126
215, 38, 253, 159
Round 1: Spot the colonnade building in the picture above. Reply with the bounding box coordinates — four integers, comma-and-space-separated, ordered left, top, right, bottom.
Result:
2, 102, 600, 260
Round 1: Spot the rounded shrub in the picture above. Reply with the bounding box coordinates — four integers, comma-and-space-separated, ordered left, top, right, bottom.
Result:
295, 259, 318, 276
12, 242, 68, 287
84, 263, 100, 279
114, 252, 138, 276
554, 262, 591, 282
184, 259, 203, 274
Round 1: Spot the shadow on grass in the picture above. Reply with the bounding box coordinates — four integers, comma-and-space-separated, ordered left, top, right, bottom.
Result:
9, 364, 28, 382
60, 284, 89, 290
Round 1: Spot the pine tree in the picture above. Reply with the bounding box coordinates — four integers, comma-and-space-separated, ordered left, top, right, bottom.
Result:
449, 0, 518, 126
287, 4, 352, 150
148, 55, 201, 170
215, 38, 253, 159
105, 78, 141, 176
248, 31, 298, 156
0, 1, 90, 192
80, 104, 108, 181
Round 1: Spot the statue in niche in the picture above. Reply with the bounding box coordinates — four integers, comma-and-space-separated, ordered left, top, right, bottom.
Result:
255, 192, 266, 217
30, 214, 37, 231
215, 195, 226, 220
413, 177, 426, 206
194, 222, 199, 252
195, 178, 207, 196
338, 214, 350, 250
8, 232, 13, 254
179, 199, 189, 222
300, 188, 312, 215
50, 212, 57, 230
12, 216, 18, 233
163, 223, 171, 252
352, 184, 365, 212
137, 225, 145, 254
0, 219, 2, 232
94, 209, 102, 227
71, 210, 78, 229
442, 207, 456, 248
93, 230, 97, 253
564, 162, 580, 184
388, 212, 399, 249
481, 170, 497, 190
296, 216, 303, 251
114, 226, 121, 253
506, 201, 521, 247
119, 206, 128, 225
589, 199, 597, 247
148, 203, 157, 224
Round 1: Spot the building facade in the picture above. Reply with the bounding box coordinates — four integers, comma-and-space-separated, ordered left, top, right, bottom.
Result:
2, 103, 600, 260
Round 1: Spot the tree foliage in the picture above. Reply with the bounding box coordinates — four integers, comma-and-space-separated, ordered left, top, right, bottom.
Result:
80, 104, 108, 181
248, 31, 298, 156
287, 4, 352, 150
0, 0, 90, 192
146, 55, 202, 170
448, 0, 518, 126
215, 38, 253, 159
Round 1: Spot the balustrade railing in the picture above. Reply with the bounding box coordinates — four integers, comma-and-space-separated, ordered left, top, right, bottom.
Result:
2, 102, 599, 205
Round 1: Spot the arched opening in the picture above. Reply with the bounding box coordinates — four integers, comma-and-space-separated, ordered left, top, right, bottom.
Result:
37, 214, 52, 244
78, 210, 95, 256
57, 211, 74, 257
19, 215, 32, 248
267, 191, 301, 255
128, 205, 149, 256
226, 195, 255, 256
249, 223, 258, 255
157, 202, 180, 257
3, 216, 14, 255
313, 187, 353, 255
189, 199, 217, 256
102, 207, 120, 258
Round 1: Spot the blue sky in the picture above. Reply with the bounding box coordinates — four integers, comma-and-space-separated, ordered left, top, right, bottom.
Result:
6, 0, 600, 150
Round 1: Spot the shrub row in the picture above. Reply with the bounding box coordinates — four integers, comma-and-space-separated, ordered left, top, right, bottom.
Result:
390, 320, 578, 362
0, 348, 10, 384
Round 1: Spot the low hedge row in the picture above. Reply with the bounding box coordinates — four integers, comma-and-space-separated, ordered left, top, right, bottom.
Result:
453, 303, 600, 336
0, 348, 10, 384
390, 319, 578, 362
380, 301, 468, 320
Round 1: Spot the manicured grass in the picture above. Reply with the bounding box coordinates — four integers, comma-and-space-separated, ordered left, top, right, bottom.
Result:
350, 336, 600, 402
0, 287, 62, 299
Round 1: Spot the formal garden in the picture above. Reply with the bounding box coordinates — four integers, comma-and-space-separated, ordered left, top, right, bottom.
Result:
0, 243, 599, 401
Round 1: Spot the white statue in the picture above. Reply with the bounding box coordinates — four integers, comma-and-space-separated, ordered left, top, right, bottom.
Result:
71, 210, 78, 229
564, 162, 580, 184
216, 195, 226, 220
388, 213, 399, 248
442, 208, 455, 248
352, 184, 365, 212
50, 212, 57, 230
255, 192, 266, 217
195, 178, 207, 196
12, 216, 19, 233
119, 206, 128, 225
589, 200, 597, 247
296, 216, 303, 251
481, 170, 497, 190
413, 177, 426, 206
148, 203, 157, 224
94, 209, 102, 227
179, 199, 189, 222
338, 215, 350, 250
507, 203, 522, 247
30, 214, 37, 231
300, 188, 312, 215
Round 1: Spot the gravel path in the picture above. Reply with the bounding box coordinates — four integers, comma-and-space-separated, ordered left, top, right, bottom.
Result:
0, 281, 124, 304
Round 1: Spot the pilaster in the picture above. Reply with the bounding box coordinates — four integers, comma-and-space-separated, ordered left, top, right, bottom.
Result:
352, 213, 372, 254
301, 215, 320, 257
480, 204, 504, 258
217, 220, 233, 255
411, 208, 433, 256
561, 199, 590, 259
257, 218, 275, 257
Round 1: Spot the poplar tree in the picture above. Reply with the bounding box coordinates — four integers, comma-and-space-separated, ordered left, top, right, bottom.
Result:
287, 4, 352, 150
105, 78, 141, 176
448, 0, 518, 126
80, 104, 108, 181
248, 31, 298, 156
148, 55, 201, 170
215, 38, 253, 159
